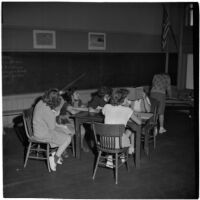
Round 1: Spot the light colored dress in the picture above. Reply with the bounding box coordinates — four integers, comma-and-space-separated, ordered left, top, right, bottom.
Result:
33, 100, 71, 147
131, 96, 151, 113
151, 74, 171, 94
102, 104, 133, 148
150, 74, 171, 114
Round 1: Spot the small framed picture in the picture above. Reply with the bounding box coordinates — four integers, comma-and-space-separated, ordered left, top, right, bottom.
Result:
88, 32, 106, 50
33, 30, 56, 49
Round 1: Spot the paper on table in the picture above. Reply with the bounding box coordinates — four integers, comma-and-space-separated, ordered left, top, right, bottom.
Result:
135, 87, 144, 99
127, 87, 144, 100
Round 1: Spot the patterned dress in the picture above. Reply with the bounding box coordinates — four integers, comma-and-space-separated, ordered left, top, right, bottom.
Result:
150, 74, 171, 114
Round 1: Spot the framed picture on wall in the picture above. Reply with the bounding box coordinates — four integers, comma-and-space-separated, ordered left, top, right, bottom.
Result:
88, 32, 106, 50
33, 30, 56, 49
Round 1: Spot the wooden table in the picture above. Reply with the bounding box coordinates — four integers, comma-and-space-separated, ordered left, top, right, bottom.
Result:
166, 98, 194, 117
72, 111, 152, 169
166, 98, 193, 107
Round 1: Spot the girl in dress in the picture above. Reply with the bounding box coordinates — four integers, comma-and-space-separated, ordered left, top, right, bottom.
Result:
102, 88, 142, 167
33, 88, 73, 171
57, 88, 89, 152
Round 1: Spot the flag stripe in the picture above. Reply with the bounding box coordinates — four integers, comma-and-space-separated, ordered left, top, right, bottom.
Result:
161, 5, 170, 50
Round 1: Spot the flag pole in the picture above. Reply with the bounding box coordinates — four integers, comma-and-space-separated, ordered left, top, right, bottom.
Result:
169, 26, 178, 51
165, 4, 169, 73
165, 51, 169, 73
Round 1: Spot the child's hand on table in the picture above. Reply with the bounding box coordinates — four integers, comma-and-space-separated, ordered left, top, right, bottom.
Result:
89, 107, 100, 113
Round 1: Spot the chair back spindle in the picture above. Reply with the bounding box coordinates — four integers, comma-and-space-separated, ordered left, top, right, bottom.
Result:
93, 123, 125, 150
23, 108, 34, 139
92, 122, 129, 184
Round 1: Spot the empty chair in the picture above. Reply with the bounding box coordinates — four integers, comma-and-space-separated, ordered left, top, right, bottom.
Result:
141, 97, 160, 155
92, 123, 129, 184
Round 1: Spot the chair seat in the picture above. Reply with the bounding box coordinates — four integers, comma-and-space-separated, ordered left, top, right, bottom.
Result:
97, 145, 129, 154
29, 136, 50, 143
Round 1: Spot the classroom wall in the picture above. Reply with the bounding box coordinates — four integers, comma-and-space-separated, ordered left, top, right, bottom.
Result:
2, 2, 194, 126
2, 2, 182, 52
3, 28, 164, 52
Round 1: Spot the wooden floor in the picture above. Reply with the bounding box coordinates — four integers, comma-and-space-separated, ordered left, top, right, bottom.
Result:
3, 110, 198, 199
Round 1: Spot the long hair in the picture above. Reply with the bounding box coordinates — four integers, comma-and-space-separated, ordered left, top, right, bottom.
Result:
42, 88, 61, 109
110, 88, 129, 106
97, 86, 113, 98
61, 87, 77, 105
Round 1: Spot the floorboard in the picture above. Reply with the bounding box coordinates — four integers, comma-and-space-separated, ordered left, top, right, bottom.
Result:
3, 110, 198, 199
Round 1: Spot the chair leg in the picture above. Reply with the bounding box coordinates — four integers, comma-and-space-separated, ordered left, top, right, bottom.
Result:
36, 144, 40, 157
92, 151, 102, 180
46, 144, 51, 172
125, 151, 129, 172
115, 153, 118, 184
154, 136, 156, 149
24, 142, 32, 168
71, 135, 75, 157
144, 130, 150, 156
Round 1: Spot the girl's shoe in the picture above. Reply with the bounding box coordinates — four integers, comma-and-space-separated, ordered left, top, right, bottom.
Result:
153, 127, 158, 136
62, 150, 69, 158
82, 146, 89, 153
49, 152, 57, 171
159, 127, 167, 134
106, 155, 113, 168
128, 146, 134, 154
57, 157, 63, 165
120, 154, 125, 163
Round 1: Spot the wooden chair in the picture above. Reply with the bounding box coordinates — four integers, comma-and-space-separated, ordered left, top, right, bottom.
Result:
141, 97, 160, 155
92, 123, 129, 184
23, 108, 52, 172
23, 108, 75, 172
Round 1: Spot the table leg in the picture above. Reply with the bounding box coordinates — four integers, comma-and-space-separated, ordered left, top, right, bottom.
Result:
135, 125, 141, 168
144, 126, 149, 156
74, 118, 81, 159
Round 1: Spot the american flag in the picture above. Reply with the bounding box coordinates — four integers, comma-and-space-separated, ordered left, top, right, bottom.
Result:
161, 4, 170, 50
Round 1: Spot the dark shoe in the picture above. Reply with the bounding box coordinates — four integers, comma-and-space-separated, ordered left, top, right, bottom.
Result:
62, 150, 69, 158
82, 146, 89, 153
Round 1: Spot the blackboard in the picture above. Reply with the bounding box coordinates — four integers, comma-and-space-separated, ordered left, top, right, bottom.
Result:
2, 52, 166, 95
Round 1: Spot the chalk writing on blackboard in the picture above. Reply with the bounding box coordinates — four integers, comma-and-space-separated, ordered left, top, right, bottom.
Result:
3, 56, 27, 84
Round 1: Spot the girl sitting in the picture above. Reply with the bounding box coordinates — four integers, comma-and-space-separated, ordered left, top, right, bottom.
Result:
57, 88, 89, 152
102, 88, 142, 168
88, 86, 112, 113
130, 90, 151, 113
33, 88, 73, 171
